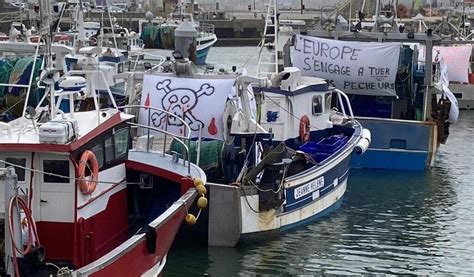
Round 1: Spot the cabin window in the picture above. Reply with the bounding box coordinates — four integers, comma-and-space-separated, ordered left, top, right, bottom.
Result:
105, 137, 115, 164
325, 93, 332, 111
118, 63, 123, 74
5, 158, 26, 182
114, 128, 129, 159
43, 160, 69, 183
312, 95, 323, 115
91, 143, 105, 168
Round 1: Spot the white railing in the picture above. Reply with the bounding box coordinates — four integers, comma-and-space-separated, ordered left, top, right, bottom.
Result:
334, 88, 354, 119
0, 37, 44, 118
198, 23, 215, 36
117, 105, 199, 175
128, 52, 166, 73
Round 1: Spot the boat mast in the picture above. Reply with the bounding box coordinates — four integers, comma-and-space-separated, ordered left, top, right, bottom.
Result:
256, 0, 279, 78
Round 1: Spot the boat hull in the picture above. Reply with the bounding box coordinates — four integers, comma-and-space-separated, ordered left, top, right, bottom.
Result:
75, 189, 197, 276
449, 83, 474, 110
350, 117, 438, 171
196, 43, 212, 65
207, 145, 353, 247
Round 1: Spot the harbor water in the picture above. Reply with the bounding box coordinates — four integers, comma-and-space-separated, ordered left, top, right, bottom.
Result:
164, 47, 474, 276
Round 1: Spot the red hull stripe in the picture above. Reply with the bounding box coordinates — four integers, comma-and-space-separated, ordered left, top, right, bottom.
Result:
75, 189, 196, 275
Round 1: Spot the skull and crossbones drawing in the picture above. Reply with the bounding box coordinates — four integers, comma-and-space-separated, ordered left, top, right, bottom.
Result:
151, 79, 215, 131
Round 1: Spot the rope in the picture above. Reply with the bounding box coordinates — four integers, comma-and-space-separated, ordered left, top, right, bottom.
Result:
46, 262, 73, 276
238, 184, 260, 213
1, 159, 125, 185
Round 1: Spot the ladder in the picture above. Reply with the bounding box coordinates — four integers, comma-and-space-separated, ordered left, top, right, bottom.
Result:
256, 0, 279, 78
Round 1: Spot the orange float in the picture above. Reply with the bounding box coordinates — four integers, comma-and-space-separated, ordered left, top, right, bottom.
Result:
78, 150, 99, 195
299, 115, 311, 143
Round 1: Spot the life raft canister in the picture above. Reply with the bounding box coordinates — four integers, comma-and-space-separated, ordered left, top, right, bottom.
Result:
299, 115, 311, 143
78, 150, 99, 195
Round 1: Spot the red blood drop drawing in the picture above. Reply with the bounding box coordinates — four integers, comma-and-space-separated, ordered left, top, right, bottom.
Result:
144, 93, 151, 109
208, 117, 218, 135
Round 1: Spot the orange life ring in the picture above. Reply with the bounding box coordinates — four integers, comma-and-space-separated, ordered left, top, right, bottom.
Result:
299, 115, 311, 143
78, 150, 99, 195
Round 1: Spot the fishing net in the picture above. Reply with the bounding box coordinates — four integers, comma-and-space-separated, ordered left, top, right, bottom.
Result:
5, 56, 42, 118
160, 26, 175, 49
169, 139, 224, 171
0, 59, 14, 99
141, 25, 162, 48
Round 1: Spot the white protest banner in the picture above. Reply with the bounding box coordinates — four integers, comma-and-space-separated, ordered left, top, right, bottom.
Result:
433, 45, 472, 83
293, 35, 401, 96
140, 75, 235, 140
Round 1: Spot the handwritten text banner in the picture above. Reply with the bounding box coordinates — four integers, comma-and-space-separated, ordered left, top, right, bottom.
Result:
293, 35, 401, 96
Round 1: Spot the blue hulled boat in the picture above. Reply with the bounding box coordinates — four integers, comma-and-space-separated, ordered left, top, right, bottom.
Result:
295, 7, 459, 171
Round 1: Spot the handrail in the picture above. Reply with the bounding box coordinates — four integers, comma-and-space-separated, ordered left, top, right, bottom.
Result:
119, 104, 193, 175
127, 122, 191, 175
334, 88, 354, 119
116, 105, 191, 140
128, 52, 166, 73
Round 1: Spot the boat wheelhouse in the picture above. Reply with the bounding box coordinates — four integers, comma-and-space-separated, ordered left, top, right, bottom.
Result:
0, 5, 207, 272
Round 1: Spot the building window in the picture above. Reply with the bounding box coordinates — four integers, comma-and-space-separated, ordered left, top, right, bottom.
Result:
43, 160, 70, 183
114, 128, 129, 159
312, 95, 323, 115
5, 158, 26, 182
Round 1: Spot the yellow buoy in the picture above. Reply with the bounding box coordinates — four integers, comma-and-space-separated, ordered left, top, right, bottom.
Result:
196, 184, 207, 196
193, 178, 204, 188
197, 196, 208, 209
185, 214, 196, 225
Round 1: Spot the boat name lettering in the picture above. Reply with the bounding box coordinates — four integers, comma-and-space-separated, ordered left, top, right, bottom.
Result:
294, 177, 324, 200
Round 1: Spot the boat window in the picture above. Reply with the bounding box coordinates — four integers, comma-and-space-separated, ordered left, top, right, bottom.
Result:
114, 128, 129, 159
312, 95, 323, 115
325, 93, 332, 111
91, 143, 105, 168
43, 160, 69, 183
105, 137, 115, 164
118, 63, 123, 73
5, 158, 26, 182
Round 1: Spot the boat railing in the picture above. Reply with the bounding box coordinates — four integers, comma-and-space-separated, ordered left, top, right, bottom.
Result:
334, 88, 354, 120
128, 52, 166, 73
198, 23, 215, 36
0, 37, 44, 118
117, 105, 195, 175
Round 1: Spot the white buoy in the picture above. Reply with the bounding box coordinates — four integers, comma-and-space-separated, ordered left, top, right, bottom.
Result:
354, 128, 371, 155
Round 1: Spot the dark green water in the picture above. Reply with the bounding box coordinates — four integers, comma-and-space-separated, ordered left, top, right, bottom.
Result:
163, 48, 474, 275
164, 112, 473, 276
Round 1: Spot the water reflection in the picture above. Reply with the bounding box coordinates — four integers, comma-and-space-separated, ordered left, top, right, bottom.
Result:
163, 67, 474, 275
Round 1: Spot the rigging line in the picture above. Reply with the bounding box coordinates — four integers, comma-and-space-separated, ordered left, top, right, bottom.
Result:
242, 38, 265, 70
265, 95, 322, 130
1, 159, 127, 185
238, 184, 279, 219
238, 184, 260, 214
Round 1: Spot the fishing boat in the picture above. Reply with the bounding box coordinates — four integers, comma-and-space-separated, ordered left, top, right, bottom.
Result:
136, 36, 369, 246
0, 1, 207, 275
293, 1, 461, 171
138, 1, 217, 65
411, 10, 474, 110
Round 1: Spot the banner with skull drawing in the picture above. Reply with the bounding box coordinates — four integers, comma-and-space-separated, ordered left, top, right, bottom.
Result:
139, 75, 236, 140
